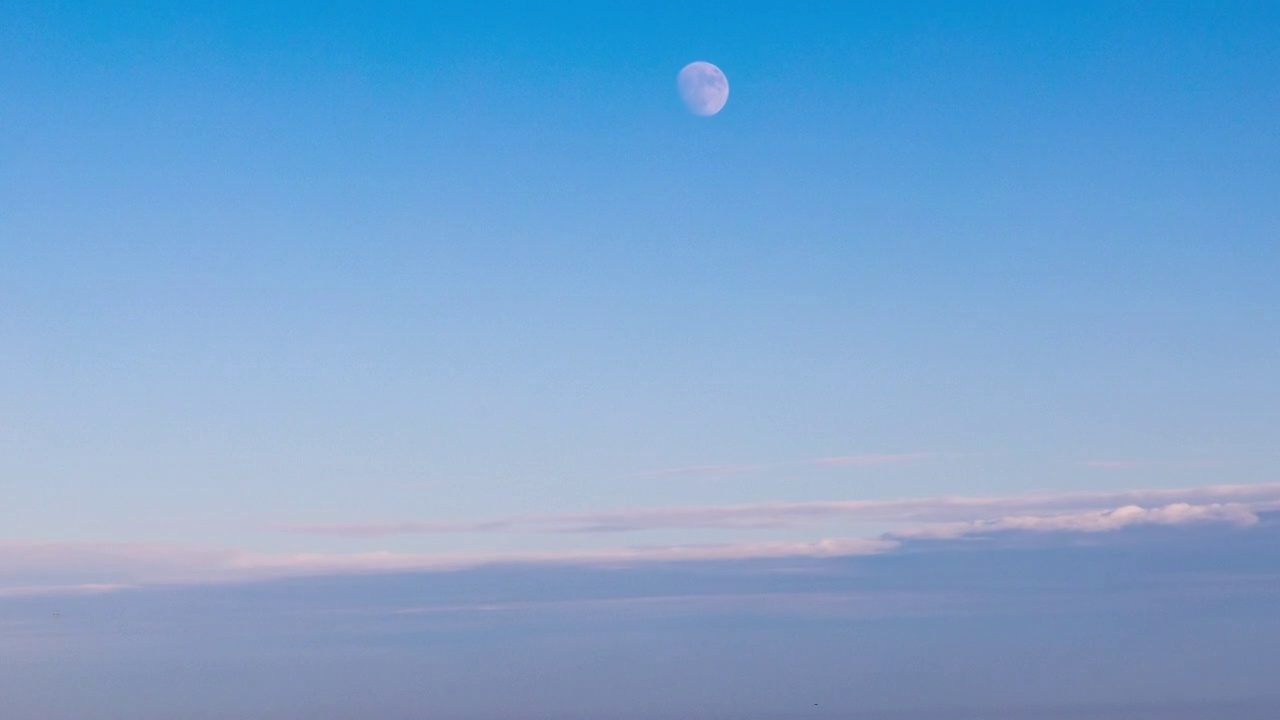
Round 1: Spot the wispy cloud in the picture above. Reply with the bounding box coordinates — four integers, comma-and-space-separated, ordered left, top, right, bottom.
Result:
231, 537, 898, 576
2, 484, 1280, 597
891, 502, 1262, 540
7, 483, 1280, 597
286, 482, 1280, 538
0, 537, 899, 596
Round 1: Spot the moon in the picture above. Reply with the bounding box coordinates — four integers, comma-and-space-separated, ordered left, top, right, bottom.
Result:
677, 61, 729, 116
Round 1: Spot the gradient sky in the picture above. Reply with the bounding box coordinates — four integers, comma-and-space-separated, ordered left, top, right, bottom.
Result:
2, 1, 1279, 717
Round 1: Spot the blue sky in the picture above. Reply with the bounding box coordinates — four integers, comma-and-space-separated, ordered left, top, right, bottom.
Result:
1, 1, 1279, 716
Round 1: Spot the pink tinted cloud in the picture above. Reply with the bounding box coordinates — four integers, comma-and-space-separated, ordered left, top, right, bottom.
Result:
891, 502, 1261, 540
286, 482, 1280, 538
7, 495, 1278, 597
8, 482, 1280, 596
288, 519, 518, 538
0, 537, 899, 596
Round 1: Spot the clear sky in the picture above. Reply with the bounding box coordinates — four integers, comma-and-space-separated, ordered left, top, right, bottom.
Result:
2, 1, 1279, 717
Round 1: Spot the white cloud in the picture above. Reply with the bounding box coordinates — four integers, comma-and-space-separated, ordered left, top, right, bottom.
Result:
0, 537, 899, 596
285, 482, 1280, 537
5, 482, 1278, 598
891, 502, 1261, 540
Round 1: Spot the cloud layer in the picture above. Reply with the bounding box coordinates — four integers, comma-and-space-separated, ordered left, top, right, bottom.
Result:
0, 537, 900, 595
286, 482, 1280, 537
890, 502, 1262, 539
3, 482, 1279, 596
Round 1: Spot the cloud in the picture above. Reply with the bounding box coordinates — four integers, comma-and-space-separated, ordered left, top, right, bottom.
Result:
6, 482, 1280, 597
228, 536, 898, 576
0, 537, 900, 596
891, 502, 1262, 540
46, 500, 1246, 593
284, 520, 520, 536
0, 541, 238, 585
286, 482, 1280, 538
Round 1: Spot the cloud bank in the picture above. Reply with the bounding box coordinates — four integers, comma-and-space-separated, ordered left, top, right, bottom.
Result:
3, 482, 1278, 596
890, 502, 1261, 539
286, 482, 1280, 537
